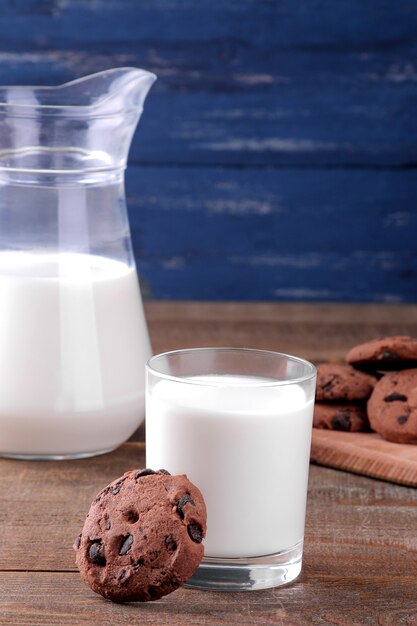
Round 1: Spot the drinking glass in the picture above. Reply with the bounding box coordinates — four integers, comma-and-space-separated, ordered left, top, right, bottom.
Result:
146, 347, 316, 590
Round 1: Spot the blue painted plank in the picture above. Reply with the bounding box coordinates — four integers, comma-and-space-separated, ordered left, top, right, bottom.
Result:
0, 1, 416, 165
0, 1, 415, 302
0, 0, 414, 51
126, 166, 417, 302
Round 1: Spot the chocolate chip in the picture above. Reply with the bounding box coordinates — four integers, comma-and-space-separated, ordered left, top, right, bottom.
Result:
117, 569, 129, 587
119, 535, 134, 555
177, 493, 195, 519
331, 413, 352, 431
89, 541, 106, 566
94, 488, 108, 502
377, 350, 399, 361
158, 469, 171, 475
74, 534, 81, 549
113, 477, 127, 494
321, 376, 336, 392
148, 586, 159, 599
384, 392, 408, 402
164, 535, 177, 551
104, 514, 111, 531
94, 478, 126, 501
132, 557, 145, 571
187, 524, 203, 543
135, 468, 156, 479
397, 414, 409, 425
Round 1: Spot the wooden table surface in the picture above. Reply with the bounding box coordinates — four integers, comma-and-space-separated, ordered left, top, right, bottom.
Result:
1, 302, 417, 626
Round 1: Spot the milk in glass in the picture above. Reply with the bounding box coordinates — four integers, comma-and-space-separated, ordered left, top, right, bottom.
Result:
146, 374, 314, 558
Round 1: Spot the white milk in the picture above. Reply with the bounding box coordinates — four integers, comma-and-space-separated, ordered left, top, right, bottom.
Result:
146, 374, 314, 558
0, 251, 151, 457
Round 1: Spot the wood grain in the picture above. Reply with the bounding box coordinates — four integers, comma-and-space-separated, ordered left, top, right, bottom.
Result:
0, 452, 416, 624
0, 443, 145, 572
311, 430, 417, 487
1, 302, 417, 624
1, 448, 416, 578
144, 301, 417, 362
1, 571, 417, 626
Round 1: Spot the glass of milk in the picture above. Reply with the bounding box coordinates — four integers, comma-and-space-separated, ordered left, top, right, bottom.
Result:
146, 347, 317, 591
0, 68, 156, 459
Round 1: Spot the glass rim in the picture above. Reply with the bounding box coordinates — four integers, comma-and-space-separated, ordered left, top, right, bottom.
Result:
146, 347, 317, 387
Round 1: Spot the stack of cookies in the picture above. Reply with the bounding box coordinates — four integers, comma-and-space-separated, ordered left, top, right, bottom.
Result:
314, 363, 376, 432
314, 335, 417, 444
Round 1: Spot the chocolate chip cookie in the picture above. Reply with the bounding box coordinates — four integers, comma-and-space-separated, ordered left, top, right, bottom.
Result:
313, 403, 369, 432
346, 336, 417, 372
316, 363, 376, 402
74, 469, 207, 602
367, 369, 417, 443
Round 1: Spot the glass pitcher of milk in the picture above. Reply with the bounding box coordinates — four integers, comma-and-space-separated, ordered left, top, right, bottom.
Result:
0, 67, 156, 459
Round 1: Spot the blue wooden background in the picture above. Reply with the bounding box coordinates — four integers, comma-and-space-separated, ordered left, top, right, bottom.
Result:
1, 1, 416, 302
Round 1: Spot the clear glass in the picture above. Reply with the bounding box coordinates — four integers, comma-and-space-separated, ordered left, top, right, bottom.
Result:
0, 68, 156, 460
146, 347, 317, 591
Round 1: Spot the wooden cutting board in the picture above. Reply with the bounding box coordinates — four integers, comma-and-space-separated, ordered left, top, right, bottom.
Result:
311, 430, 417, 487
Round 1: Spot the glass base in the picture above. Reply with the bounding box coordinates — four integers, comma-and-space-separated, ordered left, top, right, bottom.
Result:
185, 540, 303, 591
0, 445, 118, 461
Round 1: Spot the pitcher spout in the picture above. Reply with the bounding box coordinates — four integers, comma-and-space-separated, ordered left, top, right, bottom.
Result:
0, 67, 157, 117
58, 67, 157, 117
0, 67, 157, 175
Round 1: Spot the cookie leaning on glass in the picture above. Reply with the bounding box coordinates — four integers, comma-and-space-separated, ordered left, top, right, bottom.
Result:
74, 469, 207, 602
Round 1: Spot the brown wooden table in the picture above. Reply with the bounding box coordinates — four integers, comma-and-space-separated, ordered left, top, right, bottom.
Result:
1, 303, 417, 625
